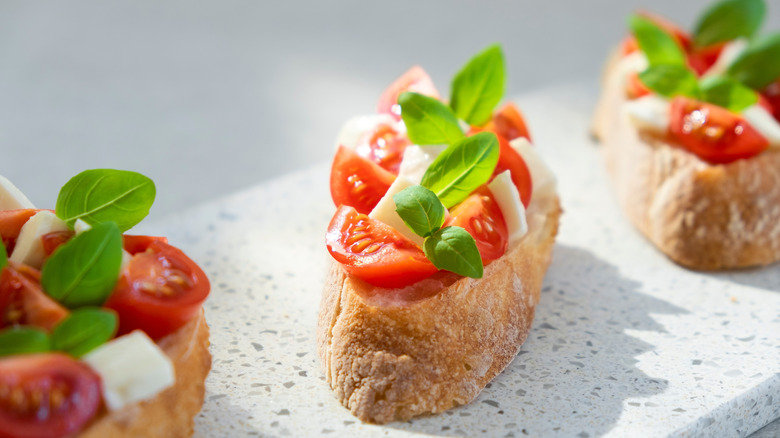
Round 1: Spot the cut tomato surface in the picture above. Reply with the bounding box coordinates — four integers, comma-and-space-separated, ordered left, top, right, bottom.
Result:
104, 241, 210, 339
122, 234, 169, 255
41, 231, 75, 258
669, 96, 769, 164
330, 146, 396, 214
0, 263, 68, 331
0, 209, 42, 255
377, 66, 440, 120
470, 128, 533, 208
326, 206, 438, 288
353, 122, 411, 174
626, 71, 652, 99
0, 353, 101, 438
763, 79, 780, 122
445, 187, 508, 263
484, 102, 532, 142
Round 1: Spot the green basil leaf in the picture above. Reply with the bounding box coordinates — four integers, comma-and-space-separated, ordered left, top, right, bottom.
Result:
423, 226, 483, 278
0, 239, 6, 271
726, 33, 780, 90
450, 44, 506, 126
51, 308, 117, 358
638, 65, 701, 99
56, 169, 155, 232
393, 185, 446, 238
421, 132, 499, 209
700, 75, 759, 112
41, 221, 123, 308
0, 327, 50, 357
629, 14, 687, 66
398, 92, 464, 145
693, 0, 766, 48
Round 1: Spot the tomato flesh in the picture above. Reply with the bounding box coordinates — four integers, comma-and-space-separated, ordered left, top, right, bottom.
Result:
763, 80, 780, 122
122, 235, 169, 255
330, 146, 396, 214
626, 71, 651, 99
445, 187, 508, 263
41, 231, 75, 258
377, 66, 440, 120
0, 263, 68, 331
0, 353, 101, 438
669, 96, 769, 164
105, 241, 210, 339
326, 206, 438, 288
0, 210, 42, 255
470, 128, 533, 208
484, 102, 532, 142
353, 122, 411, 174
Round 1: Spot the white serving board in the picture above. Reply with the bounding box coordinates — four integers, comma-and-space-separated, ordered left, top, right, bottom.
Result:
138, 85, 780, 437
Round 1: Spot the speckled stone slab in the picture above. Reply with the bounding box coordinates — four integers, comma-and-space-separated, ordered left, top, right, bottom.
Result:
137, 85, 780, 437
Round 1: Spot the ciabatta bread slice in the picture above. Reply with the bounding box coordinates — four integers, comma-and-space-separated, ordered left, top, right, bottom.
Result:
317, 193, 560, 424
593, 51, 780, 270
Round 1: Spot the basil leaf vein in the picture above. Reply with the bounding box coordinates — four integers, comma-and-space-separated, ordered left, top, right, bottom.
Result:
393, 185, 445, 238
51, 308, 117, 358
0, 327, 50, 357
700, 76, 759, 113
398, 92, 464, 145
639, 65, 701, 100
423, 226, 483, 278
450, 44, 506, 126
693, 0, 766, 48
629, 14, 687, 67
726, 33, 780, 90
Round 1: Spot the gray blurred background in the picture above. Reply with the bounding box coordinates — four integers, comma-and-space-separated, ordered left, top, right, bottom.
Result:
1, 0, 779, 219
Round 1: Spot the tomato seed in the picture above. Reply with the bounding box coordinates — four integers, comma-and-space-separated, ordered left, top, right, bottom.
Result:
350, 238, 374, 254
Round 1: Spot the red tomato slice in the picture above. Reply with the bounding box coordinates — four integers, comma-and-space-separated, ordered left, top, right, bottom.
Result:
0, 353, 101, 438
122, 234, 169, 255
41, 231, 75, 257
445, 187, 508, 263
376, 66, 440, 120
0, 263, 68, 331
353, 123, 411, 174
669, 96, 769, 164
484, 102, 532, 142
326, 205, 438, 288
330, 146, 396, 214
104, 241, 209, 339
0, 209, 42, 255
763, 80, 780, 122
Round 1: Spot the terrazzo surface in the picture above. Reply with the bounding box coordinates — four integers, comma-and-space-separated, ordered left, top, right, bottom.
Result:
137, 86, 780, 437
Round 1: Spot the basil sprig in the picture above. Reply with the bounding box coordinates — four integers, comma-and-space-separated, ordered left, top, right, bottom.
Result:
57, 169, 155, 232
51, 308, 117, 358
399, 92, 465, 145
0, 239, 6, 271
726, 33, 780, 90
629, 14, 687, 67
421, 132, 499, 209
41, 221, 123, 308
700, 76, 759, 112
0, 328, 50, 357
394, 186, 483, 278
450, 44, 506, 127
693, 0, 766, 48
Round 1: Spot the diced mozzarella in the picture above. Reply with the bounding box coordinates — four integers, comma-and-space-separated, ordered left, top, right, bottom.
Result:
509, 138, 557, 202
743, 105, 780, 148
10, 211, 69, 269
488, 170, 528, 245
703, 38, 748, 78
623, 95, 670, 135
397, 145, 446, 184
369, 176, 424, 246
82, 330, 175, 411
334, 114, 399, 150
0, 175, 35, 210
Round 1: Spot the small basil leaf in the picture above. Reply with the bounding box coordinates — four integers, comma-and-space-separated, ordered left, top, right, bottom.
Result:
0, 327, 50, 357
421, 132, 499, 209
639, 65, 701, 99
393, 185, 446, 238
693, 0, 766, 48
41, 221, 123, 308
424, 226, 483, 278
56, 169, 155, 232
450, 44, 506, 126
700, 76, 759, 113
51, 308, 117, 358
629, 14, 687, 67
726, 33, 780, 90
398, 92, 464, 145
0, 239, 6, 271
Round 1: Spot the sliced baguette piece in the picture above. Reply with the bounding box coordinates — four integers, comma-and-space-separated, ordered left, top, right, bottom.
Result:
593, 51, 780, 269
78, 310, 211, 438
317, 193, 561, 424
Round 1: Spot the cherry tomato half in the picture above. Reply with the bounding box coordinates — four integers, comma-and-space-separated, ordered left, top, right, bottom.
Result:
376, 66, 440, 120
0, 263, 68, 331
122, 235, 169, 255
0, 210, 43, 255
484, 102, 532, 142
0, 353, 101, 438
353, 122, 411, 174
668, 96, 769, 164
41, 231, 75, 258
105, 241, 210, 339
330, 146, 396, 214
445, 187, 508, 263
326, 205, 438, 288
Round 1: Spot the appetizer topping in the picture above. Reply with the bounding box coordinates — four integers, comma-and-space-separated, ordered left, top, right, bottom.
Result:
510, 138, 557, 202
377, 66, 440, 120
330, 146, 396, 215
442, 186, 507, 265
0, 177, 34, 211
0, 262, 68, 331
10, 211, 69, 269
488, 171, 528, 246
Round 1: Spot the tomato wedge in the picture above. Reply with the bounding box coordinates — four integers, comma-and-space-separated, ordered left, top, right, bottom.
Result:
0, 209, 42, 255
326, 205, 438, 288
0, 353, 101, 438
445, 187, 508, 263
122, 235, 169, 255
0, 263, 68, 331
330, 146, 396, 214
484, 102, 532, 142
41, 231, 75, 258
353, 122, 411, 174
668, 96, 769, 164
104, 241, 210, 339
377, 66, 440, 120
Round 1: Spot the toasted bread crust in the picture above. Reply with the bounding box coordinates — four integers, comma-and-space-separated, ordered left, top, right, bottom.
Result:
593, 52, 780, 269
317, 198, 561, 424
78, 311, 211, 438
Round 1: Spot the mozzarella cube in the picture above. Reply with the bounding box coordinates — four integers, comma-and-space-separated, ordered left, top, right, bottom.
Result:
509, 138, 557, 202
369, 176, 424, 246
623, 95, 671, 135
0, 175, 35, 210
488, 170, 528, 245
397, 145, 446, 184
10, 210, 69, 269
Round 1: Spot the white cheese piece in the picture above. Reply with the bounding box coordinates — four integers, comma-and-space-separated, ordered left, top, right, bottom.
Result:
10, 211, 69, 269
703, 38, 748, 78
397, 145, 446, 184
73, 219, 133, 272
743, 105, 780, 148
623, 95, 671, 135
509, 138, 557, 202
0, 175, 35, 210
82, 330, 175, 411
615, 52, 649, 85
488, 170, 528, 245
334, 114, 399, 151
369, 176, 424, 246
